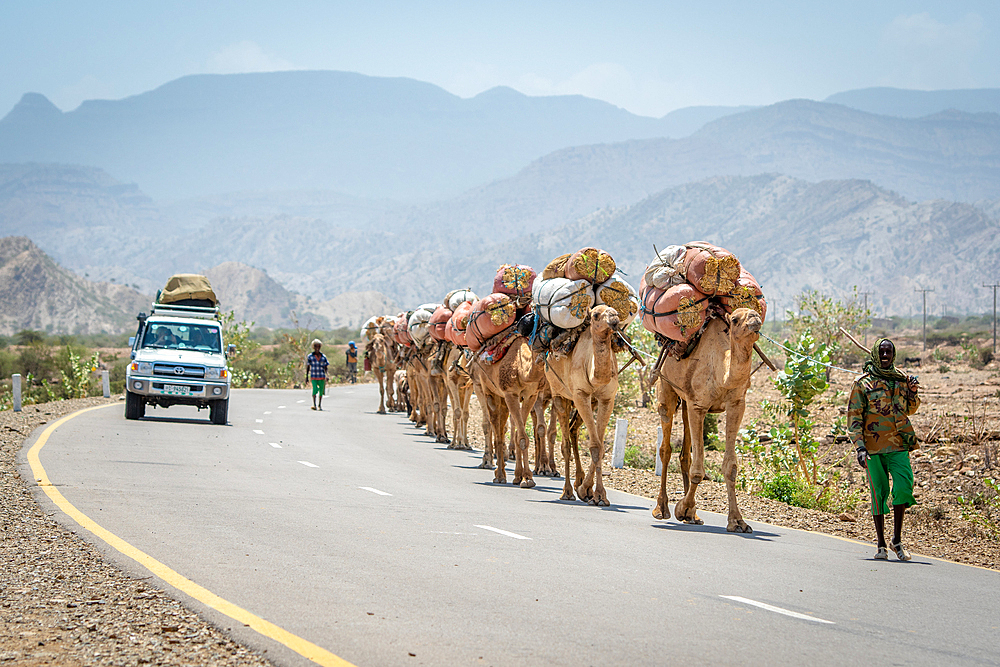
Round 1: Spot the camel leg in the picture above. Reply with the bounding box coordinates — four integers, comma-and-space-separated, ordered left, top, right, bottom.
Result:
551, 397, 576, 499
531, 397, 551, 476
569, 410, 585, 493
505, 392, 538, 489
376, 369, 386, 414
458, 383, 474, 450
547, 404, 560, 479
572, 392, 611, 505
653, 380, 678, 520
590, 396, 615, 506
724, 399, 752, 533
491, 398, 510, 484
675, 402, 706, 524
476, 390, 495, 469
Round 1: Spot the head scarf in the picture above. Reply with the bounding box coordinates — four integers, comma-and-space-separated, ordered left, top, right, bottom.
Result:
863, 338, 908, 384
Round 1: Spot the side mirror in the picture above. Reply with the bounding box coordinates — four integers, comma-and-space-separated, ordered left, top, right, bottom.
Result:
129, 336, 135, 347
227, 344, 236, 357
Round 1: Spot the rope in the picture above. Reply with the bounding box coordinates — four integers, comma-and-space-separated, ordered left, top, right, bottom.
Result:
758, 333, 861, 376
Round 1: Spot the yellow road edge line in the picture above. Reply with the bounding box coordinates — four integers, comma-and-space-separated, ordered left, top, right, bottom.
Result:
26, 403, 356, 667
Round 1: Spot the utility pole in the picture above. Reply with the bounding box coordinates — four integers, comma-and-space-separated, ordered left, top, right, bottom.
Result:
915, 288, 934, 351
859, 290, 873, 345
985, 283, 1000, 354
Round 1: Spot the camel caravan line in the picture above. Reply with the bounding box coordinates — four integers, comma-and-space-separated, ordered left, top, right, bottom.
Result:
359, 243, 771, 533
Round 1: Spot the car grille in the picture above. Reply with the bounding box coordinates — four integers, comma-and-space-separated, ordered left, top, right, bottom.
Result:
153, 364, 206, 379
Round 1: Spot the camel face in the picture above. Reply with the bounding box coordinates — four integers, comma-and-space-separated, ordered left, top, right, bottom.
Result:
729, 307, 762, 337
590, 304, 621, 334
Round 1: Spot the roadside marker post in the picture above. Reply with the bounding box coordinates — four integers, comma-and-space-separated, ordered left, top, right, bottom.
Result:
654, 426, 664, 476
12, 374, 21, 412
612, 418, 628, 468
101, 370, 110, 398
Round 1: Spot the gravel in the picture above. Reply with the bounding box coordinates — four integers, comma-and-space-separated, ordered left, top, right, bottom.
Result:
0, 397, 274, 666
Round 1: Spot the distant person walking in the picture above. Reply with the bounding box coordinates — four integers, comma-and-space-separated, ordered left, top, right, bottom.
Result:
346, 341, 358, 384
306, 339, 330, 410
849, 338, 920, 561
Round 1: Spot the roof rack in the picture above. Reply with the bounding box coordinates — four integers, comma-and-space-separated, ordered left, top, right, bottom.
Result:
149, 302, 221, 319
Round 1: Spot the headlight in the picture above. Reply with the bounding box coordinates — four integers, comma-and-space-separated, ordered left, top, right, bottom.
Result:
130, 362, 153, 374
205, 367, 227, 379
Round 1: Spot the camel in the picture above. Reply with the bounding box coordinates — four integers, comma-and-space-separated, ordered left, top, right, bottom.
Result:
443, 345, 475, 450
377, 318, 400, 411
366, 322, 397, 414
426, 341, 452, 443
544, 304, 621, 505
393, 369, 410, 416
471, 335, 545, 487
652, 307, 761, 533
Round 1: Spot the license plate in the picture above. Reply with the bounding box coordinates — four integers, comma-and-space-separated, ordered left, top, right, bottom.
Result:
163, 384, 192, 395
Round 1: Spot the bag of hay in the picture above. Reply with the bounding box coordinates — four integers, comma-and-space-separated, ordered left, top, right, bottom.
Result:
493, 264, 536, 298
444, 288, 478, 312
594, 275, 639, 326
565, 247, 616, 284
429, 305, 453, 342
446, 301, 476, 347
643, 245, 688, 289
639, 278, 709, 341
718, 269, 768, 321
466, 293, 518, 352
683, 242, 741, 296
532, 277, 594, 329
541, 253, 571, 280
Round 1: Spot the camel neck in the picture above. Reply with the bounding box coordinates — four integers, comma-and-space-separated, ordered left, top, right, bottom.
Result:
723, 331, 755, 388
591, 328, 615, 385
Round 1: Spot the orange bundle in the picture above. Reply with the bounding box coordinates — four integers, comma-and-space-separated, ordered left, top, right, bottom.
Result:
446, 301, 475, 347
465, 293, 517, 352
718, 269, 767, 321
683, 242, 741, 296
493, 264, 536, 298
429, 305, 453, 342
639, 277, 709, 341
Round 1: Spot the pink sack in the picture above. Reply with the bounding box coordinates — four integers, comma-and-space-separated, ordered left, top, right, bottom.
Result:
683, 242, 742, 296
447, 301, 475, 347
639, 277, 709, 342
719, 269, 768, 321
393, 315, 413, 347
429, 305, 453, 342
466, 293, 517, 352
493, 264, 536, 298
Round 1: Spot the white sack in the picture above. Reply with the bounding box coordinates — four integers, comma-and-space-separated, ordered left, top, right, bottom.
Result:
643, 245, 688, 289
532, 277, 595, 329
594, 275, 640, 326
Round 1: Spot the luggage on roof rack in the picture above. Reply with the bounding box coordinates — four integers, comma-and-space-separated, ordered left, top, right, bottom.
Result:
158, 274, 218, 307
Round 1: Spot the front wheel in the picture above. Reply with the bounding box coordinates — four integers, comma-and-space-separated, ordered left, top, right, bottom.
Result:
210, 399, 229, 425
124, 390, 145, 420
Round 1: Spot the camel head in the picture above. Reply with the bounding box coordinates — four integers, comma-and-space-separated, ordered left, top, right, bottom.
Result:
727, 307, 762, 342
589, 304, 621, 339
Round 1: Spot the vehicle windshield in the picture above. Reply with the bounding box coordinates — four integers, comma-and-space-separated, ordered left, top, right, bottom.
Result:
141, 323, 222, 352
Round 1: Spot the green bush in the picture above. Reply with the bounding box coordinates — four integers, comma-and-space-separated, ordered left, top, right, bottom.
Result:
624, 444, 655, 470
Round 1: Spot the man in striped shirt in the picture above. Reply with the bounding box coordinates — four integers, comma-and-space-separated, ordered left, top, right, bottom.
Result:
306, 339, 330, 411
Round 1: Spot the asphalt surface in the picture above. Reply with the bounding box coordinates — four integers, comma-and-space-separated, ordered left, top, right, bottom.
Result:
24, 386, 1000, 667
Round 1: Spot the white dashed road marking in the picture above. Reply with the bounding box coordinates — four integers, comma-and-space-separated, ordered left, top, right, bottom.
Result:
298, 461, 319, 468
474, 525, 531, 540
719, 596, 835, 624
255, 419, 263, 423
253, 429, 264, 435
297, 399, 305, 403
269, 443, 282, 449
263, 411, 272, 415
278, 406, 286, 409
359, 487, 392, 496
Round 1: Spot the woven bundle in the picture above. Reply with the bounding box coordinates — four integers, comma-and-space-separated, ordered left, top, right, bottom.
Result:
639, 277, 709, 342
594, 276, 639, 326
565, 247, 616, 284
493, 264, 536, 297
541, 253, 571, 280
466, 293, 517, 352
643, 245, 688, 290
683, 242, 741, 296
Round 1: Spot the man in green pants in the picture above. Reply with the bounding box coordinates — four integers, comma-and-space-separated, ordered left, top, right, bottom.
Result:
849, 338, 920, 561
305, 339, 330, 411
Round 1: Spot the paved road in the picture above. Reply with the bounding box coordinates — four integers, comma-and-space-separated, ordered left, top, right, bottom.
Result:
24, 386, 1000, 666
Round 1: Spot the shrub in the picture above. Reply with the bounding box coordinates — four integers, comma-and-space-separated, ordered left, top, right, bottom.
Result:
624, 444, 655, 470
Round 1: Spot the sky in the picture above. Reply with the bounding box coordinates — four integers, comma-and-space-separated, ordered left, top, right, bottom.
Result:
3, 1, 1000, 118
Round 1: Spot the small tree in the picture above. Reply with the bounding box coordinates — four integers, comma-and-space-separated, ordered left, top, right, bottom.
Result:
772, 332, 830, 482
787, 287, 871, 364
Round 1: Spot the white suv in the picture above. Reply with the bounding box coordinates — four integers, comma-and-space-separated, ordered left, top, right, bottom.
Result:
125, 303, 232, 424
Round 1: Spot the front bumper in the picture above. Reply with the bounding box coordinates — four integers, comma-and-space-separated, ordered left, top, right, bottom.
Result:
127, 375, 229, 400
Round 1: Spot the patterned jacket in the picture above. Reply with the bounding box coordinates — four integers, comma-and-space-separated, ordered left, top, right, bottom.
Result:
847, 374, 920, 455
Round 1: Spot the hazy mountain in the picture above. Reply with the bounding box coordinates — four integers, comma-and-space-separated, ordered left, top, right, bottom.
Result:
693, 100, 1000, 202
0, 236, 150, 335
0, 71, 700, 201
826, 87, 1000, 118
